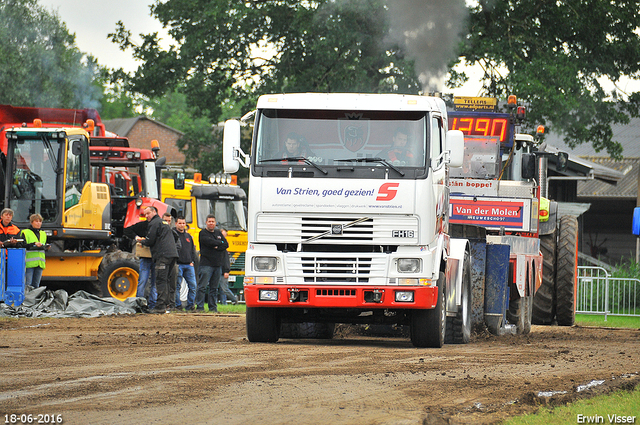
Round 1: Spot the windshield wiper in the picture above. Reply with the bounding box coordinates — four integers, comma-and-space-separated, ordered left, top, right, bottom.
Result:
261, 157, 328, 175
40, 135, 61, 173
335, 157, 405, 177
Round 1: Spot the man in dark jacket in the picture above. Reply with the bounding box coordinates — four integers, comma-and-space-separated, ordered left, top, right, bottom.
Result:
174, 216, 198, 310
137, 206, 179, 313
194, 214, 228, 312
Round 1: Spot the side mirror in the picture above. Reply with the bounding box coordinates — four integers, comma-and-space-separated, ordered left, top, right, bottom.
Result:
521, 153, 536, 180
446, 130, 464, 168
174, 171, 185, 191
556, 151, 569, 172
223, 119, 241, 174
72, 140, 83, 156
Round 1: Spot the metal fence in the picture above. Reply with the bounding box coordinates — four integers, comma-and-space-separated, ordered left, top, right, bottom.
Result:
577, 266, 640, 320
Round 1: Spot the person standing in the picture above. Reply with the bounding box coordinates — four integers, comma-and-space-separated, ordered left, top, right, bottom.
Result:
174, 216, 198, 311
136, 206, 179, 313
21, 213, 49, 288
217, 228, 238, 305
194, 215, 228, 312
162, 212, 181, 310
124, 219, 157, 309
0, 208, 21, 248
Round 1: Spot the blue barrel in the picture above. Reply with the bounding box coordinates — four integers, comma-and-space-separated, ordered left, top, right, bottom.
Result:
5, 248, 26, 306
0, 248, 5, 302
484, 243, 510, 335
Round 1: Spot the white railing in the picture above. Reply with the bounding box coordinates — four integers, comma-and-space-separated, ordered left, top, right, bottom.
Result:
577, 266, 640, 320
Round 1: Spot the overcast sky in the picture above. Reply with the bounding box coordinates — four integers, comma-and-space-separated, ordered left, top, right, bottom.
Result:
39, 0, 169, 72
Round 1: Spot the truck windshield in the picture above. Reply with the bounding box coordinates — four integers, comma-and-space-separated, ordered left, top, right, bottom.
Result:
254, 109, 427, 171
196, 199, 247, 232
9, 137, 62, 223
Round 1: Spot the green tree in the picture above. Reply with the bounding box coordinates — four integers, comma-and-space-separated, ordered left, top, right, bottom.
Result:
454, 0, 640, 158
0, 0, 102, 109
109, 0, 420, 125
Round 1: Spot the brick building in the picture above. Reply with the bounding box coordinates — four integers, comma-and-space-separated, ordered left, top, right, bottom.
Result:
103, 117, 185, 165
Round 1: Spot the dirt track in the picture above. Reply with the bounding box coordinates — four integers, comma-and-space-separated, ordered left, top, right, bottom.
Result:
0, 313, 638, 425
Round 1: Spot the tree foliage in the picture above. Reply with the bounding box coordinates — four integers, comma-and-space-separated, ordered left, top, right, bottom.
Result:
0, 0, 102, 108
109, 0, 423, 124
455, 0, 640, 158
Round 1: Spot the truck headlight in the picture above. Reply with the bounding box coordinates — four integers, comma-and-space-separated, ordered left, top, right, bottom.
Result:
395, 291, 414, 302
259, 289, 279, 301
253, 256, 277, 272
397, 258, 421, 273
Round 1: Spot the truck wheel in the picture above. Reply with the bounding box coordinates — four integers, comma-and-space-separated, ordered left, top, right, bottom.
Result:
507, 296, 526, 334
445, 252, 471, 344
98, 251, 140, 301
410, 272, 446, 348
246, 307, 280, 342
556, 215, 578, 326
280, 322, 335, 339
532, 231, 556, 325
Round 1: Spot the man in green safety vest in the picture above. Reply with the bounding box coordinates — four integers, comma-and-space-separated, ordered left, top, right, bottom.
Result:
21, 213, 49, 288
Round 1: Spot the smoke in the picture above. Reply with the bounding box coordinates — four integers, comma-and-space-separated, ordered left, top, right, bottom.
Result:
386, 0, 468, 92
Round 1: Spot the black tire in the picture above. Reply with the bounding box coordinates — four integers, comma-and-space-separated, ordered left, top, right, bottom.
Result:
410, 272, 446, 348
556, 215, 578, 326
98, 251, 140, 300
445, 252, 471, 344
246, 307, 280, 342
280, 322, 335, 339
532, 231, 556, 325
507, 296, 526, 334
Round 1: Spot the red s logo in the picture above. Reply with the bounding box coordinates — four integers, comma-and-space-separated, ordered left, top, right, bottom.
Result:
376, 183, 399, 201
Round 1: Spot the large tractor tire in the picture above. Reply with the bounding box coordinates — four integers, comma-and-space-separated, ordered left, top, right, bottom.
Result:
280, 322, 335, 339
445, 253, 471, 344
532, 231, 557, 325
98, 251, 140, 300
246, 307, 280, 342
410, 272, 446, 348
556, 215, 578, 326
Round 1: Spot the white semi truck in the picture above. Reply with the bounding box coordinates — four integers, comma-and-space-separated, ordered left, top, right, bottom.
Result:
223, 93, 476, 347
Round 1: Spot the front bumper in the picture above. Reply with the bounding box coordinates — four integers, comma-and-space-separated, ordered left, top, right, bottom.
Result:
244, 285, 439, 309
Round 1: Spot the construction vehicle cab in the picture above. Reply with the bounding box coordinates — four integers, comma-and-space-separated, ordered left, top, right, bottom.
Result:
90, 136, 172, 252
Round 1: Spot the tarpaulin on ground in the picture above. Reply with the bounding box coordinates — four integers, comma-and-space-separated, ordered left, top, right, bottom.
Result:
0, 286, 148, 318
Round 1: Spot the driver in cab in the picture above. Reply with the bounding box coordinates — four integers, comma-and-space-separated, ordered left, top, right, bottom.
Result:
376, 127, 414, 164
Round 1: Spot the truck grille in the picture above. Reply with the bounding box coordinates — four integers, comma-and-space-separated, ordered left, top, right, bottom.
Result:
256, 214, 418, 245
301, 256, 372, 283
286, 252, 388, 285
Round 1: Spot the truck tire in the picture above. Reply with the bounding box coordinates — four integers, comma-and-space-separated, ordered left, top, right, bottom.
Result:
280, 322, 335, 339
445, 253, 471, 344
532, 231, 556, 325
246, 307, 280, 342
556, 215, 578, 326
98, 251, 140, 301
507, 296, 526, 334
410, 272, 445, 348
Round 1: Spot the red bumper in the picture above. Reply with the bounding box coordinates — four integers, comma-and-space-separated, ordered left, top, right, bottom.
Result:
244, 285, 439, 309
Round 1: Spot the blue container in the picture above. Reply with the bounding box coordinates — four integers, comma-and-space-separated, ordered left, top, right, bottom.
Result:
5, 248, 26, 306
633, 207, 640, 236
0, 248, 5, 302
484, 243, 511, 335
